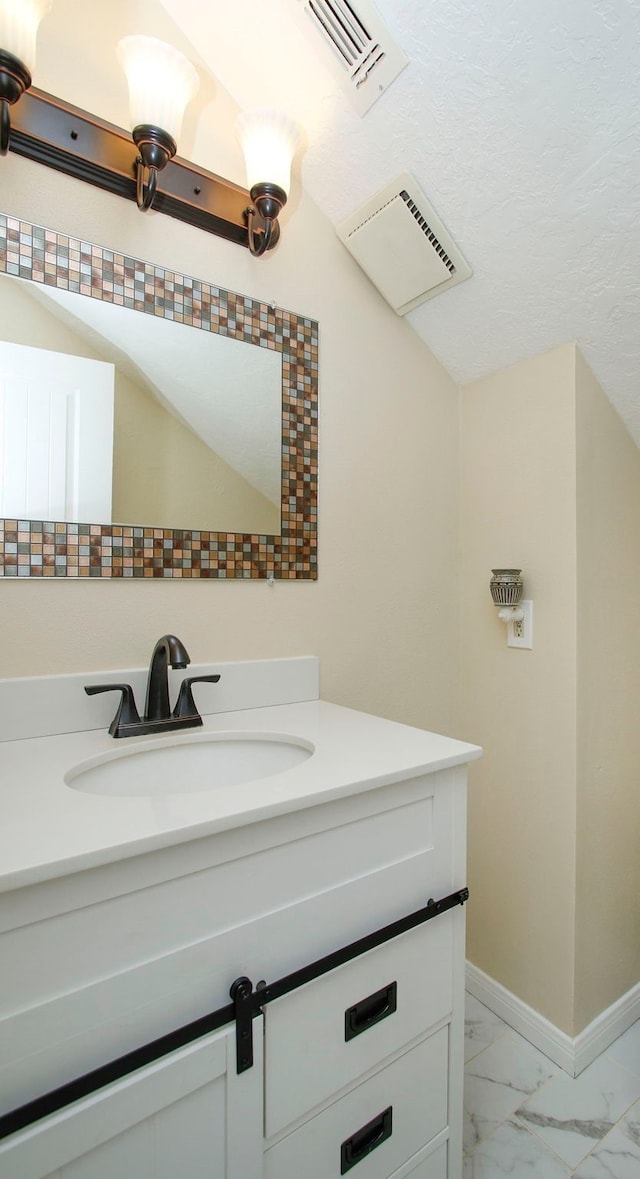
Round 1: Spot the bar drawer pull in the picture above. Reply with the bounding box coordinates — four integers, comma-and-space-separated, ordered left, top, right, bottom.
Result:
340, 1105, 393, 1173
344, 981, 397, 1042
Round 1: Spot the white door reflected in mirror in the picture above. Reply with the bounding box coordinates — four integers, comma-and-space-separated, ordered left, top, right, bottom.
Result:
0, 340, 114, 522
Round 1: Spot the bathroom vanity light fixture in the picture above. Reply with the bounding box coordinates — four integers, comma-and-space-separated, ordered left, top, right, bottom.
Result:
4, 28, 300, 255
117, 35, 199, 213
236, 108, 301, 256
0, 0, 49, 155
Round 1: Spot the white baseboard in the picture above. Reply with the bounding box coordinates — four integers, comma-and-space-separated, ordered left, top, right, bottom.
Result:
573, 979, 640, 1075
466, 961, 640, 1077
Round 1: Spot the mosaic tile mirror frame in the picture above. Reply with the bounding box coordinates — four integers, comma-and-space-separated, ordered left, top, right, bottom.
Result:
0, 213, 318, 579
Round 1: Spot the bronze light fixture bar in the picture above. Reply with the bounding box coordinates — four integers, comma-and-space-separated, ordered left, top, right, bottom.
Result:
9, 85, 268, 249
0, 48, 32, 155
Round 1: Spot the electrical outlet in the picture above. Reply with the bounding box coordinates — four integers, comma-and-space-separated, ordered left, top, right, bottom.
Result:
507, 600, 533, 649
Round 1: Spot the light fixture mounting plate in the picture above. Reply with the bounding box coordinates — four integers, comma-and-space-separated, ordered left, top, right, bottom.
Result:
9, 87, 254, 247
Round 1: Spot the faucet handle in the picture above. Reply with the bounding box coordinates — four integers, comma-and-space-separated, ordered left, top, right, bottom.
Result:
172, 674, 221, 721
84, 683, 142, 738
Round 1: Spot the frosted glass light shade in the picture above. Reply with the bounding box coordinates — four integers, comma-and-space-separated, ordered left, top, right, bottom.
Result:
0, 0, 51, 73
236, 109, 301, 197
117, 35, 199, 144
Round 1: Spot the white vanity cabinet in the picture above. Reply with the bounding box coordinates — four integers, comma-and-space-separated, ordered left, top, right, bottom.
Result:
0, 1023, 263, 1179
1, 766, 468, 1179
0, 671, 479, 1179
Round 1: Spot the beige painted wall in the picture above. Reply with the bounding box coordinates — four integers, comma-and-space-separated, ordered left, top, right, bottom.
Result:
0, 1, 461, 738
460, 345, 579, 1032
3, 0, 639, 1042
462, 344, 640, 1036
574, 350, 640, 1028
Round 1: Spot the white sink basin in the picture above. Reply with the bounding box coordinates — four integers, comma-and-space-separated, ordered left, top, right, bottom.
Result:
65, 731, 314, 798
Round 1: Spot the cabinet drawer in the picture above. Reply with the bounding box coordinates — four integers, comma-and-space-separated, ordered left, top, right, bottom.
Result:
264, 1026, 448, 1179
265, 914, 453, 1137
388, 1140, 447, 1179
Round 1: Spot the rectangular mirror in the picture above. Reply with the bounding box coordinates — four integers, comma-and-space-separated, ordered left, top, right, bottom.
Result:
0, 214, 318, 579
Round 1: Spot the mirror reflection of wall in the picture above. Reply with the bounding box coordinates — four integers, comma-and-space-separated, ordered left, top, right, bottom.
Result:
0, 274, 282, 535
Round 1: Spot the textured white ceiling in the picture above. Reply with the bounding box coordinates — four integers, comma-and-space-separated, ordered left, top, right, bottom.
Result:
161, 0, 640, 441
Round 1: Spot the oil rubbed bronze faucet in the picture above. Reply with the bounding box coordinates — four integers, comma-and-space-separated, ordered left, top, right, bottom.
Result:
145, 633, 188, 722
84, 634, 220, 738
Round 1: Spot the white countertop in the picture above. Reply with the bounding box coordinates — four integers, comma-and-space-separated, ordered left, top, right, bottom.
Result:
0, 699, 481, 893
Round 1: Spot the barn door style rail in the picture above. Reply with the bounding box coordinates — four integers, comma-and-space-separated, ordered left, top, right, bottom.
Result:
0, 887, 469, 1140
230, 887, 469, 1073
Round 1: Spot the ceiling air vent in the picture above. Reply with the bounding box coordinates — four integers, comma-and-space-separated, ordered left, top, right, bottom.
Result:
289, 0, 408, 115
337, 173, 472, 315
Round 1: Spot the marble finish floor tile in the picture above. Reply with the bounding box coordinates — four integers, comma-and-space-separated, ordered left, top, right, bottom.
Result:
464, 1029, 559, 1153
572, 1099, 640, 1176
515, 1053, 640, 1170
605, 1021, 640, 1081
464, 995, 640, 1178
464, 994, 510, 1063
463, 1117, 570, 1178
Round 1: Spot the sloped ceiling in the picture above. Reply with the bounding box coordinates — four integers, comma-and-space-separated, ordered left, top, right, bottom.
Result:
160, 0, 640, 444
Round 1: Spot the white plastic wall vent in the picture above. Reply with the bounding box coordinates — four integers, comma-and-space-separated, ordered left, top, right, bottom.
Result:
337, 173, 472, 315
289, 0, 407, 115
